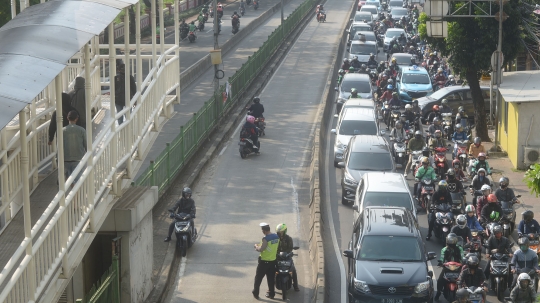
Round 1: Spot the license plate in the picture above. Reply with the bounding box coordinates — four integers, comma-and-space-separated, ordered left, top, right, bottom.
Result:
383, 299, 402, 303
424, 186, 433, 190
238, 142, 246, 146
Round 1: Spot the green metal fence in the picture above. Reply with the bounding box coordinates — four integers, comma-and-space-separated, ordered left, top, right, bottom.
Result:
134, 0, 316, 194
76, 256, 120, 303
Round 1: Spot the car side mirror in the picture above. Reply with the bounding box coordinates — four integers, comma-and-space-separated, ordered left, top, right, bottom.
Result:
337, 162, 345, 168
353, 205, 359, 212
380, 130, 386, 136
427, 252, 437, 260
428, 270, 433, 277
334, 87, 339, 91
331, 129, 337, 134
345, 29, 350, 33
334, 114, 339, 118
343, 250, 354, 258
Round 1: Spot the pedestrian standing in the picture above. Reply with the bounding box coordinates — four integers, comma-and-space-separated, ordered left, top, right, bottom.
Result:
69, 77, 87, 128
253, 222, 279, 299
63, 111, 87, 185
114, 63, 136, 124
48, 93, 78, 145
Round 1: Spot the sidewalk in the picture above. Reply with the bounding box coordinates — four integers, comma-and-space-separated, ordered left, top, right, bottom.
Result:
483, 128, 535, 241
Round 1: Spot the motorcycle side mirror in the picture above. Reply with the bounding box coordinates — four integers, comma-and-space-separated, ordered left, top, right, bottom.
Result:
331, 129, 337, 134
334, 87, 339, 91
427, 252, 437, 260
334, 114, 339, 118
516, 195, 522, 198
353, 205, 359, 212
293, 246, 300, 250
380, 130, 386, 136
343, 250, 354, 258
337, 162, 345, 168
428, 270, 433, 277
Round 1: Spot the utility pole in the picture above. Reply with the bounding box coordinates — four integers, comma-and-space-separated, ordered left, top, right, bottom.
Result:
213, 0, 221, 115
492, 0, 504, 152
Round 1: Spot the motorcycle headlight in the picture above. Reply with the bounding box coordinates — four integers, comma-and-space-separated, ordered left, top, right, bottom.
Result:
181, 225, 190, 232
414, 281, 430, 293
354, 279, 370, 293
506, 212, 514, 219
344, 171, 358, 186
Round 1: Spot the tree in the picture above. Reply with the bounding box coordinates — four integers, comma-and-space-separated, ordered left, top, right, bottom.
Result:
524, 163, 540, 197
0, 0, 42, 28
418, 1, 528, 141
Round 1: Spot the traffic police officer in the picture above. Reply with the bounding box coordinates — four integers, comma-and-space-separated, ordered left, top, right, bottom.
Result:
253, 222, 280, 299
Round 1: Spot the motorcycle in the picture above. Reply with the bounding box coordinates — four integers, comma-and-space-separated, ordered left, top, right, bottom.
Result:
390, 137, 407, 168
500, 195, 520, 235
467, 229, 484, 261
253, 0, 258, 10
433, 146, 449, 179
487, 244, 513, 301
254, 117, 266, 136
275, 247, 299, 300
450, 191, 465, 214
198, 20, 205, 31
239, 137, 260, 158
180, 26, 189, 40
417, 178, 435, 211
465, 286, 485, 303
455, 140, 469, 168
188, 31, 196, 43
169, 212, 196, 257
317, 10, 326, 22
410, 150, 423, 174
441, 113, 453, 139
439, 261, 462, 302
431, 203, 454, 242
524, 233, 540, 291
240, 6, 245, 16
232, 20, 240, 34
389, 106, 401, 128
433, 80, 446, 91
203, 12, 209, 22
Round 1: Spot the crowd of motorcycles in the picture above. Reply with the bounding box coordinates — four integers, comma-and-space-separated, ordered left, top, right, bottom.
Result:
333, 2, 540, 303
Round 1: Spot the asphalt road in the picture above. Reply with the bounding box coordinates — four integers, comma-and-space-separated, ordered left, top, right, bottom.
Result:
322, 75, 516, 303
162, 0, 354, 301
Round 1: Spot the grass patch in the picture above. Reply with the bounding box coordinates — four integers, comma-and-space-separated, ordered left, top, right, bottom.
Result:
511, 167, 527, 173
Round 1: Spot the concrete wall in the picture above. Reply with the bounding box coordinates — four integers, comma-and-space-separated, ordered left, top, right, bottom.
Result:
517, 102, 540, 169
498, 98, 519, 167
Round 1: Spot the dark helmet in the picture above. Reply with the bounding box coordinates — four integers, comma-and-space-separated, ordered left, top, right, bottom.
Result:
456, 288, 469, 302
493, 225, 503, 235
518, 237, 530, 251
522, 210, 534, 222
182, 187, 192, 198
467, 255, 480, 270
474, 137, 481, 146
361, 64, 367, 69
499, 176, 509, 188
414, 130, 422, 140
190, 21, 195, 24
446, 233, 458, 246
422, 146, 430, 157
253, 96, 260, 103
447, 168, 455, 178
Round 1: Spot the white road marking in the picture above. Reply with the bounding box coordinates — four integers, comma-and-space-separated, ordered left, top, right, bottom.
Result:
176, 255, 188, 291
323, 104, 347, 303
219, 145, 228, 156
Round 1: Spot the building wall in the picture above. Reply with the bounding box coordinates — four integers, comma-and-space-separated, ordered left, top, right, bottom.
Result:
127, 211, 153, 303
498, 98, 519, 167
517, 102, 540, 169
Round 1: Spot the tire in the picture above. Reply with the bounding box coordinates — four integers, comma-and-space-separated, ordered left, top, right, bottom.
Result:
496, 280, 505, 302
447, 290, 456, 303
282, 287, 287, 300
535, 276, 539, 292
239, 147, 246, 159
181, 236, 188, 257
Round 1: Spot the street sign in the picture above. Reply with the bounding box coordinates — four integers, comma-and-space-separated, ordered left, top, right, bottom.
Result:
491, 51, 504, 70
424, 0, 449, 20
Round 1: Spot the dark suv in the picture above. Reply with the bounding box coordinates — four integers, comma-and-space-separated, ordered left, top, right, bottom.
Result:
343, 206, 436, 303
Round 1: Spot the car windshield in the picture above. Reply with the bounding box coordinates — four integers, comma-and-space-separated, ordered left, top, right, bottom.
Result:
357, 236, 422, 261
348, 152, 392, 170
342, 80, 371, 93
402, 73, 430, 84
339, 120, 377, 135
385, 30, 402, 38
354, 13, 372, 22
361, 6, 377, 14
393, 55, 412, 65
391, 8, 408, 16
429, 88, 452, 100
350, 44, 375, 55
389, 0, 403, 6
363, 192, 412, 209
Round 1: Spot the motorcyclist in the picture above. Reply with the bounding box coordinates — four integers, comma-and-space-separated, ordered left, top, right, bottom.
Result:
456, 106, 469, 128
359, 64, 369, 74
427, 52, 438, 65
246, 96, 264, 118
475, 184, 492, 218
439, 98, 452, 114
337, 69, 345, 85
511, 237, 540, 288
518, 210, 540, 237
510, 273, 537, 303
231, 13, 240, 29
164, 187, 197, 242
427, 105, 442, 124
403, 104, 417, 124
422, 146, 436, 167
341, 58, 351, 71
350, 56, 362, 69
198, 13, 205, 26
398, 113, 410, 130
465, 205, 484, 232
377, 61, 387, 73
470, 168, 491, 203
404, 130, 425, 178
231, 10, 241, 19
457, 256, 487, 302
446, 168, 465, 195
180, 19, 189, 35
434, 68, 447, 82
239, 0, 246, 11
471, 152, 491, 176
434, 233, 463, 300
275, 223, 300, 291
349, 88, 360, 99
408, 45, 417, 55
202, 4, 209, 14
390, 121, 407, 144
414, 156, 437, 200
389, 57, 400, 72
367, 53, 378, 67
480, 194, 503, 224
427, 180, 453, 240
411, 99, 422, 116
379, 85, 394, 102
384, 92, 401, 128
452, 124, 469, 158
484, 225, 513, 278
451, 214, 473, 243
241, 115, 259, 152
468, 137, 486, 174
429, 129, 447, 150
495, 176, 519, 203
188, 20, 197, 33
427, 117, 444, 138
453, 288, 473, 303
451, 159, 467, 181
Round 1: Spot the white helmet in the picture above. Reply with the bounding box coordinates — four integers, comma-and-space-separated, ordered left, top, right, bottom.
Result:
405, 104, 412, 110
518, 273, 531, 288
448, 75, 455, 80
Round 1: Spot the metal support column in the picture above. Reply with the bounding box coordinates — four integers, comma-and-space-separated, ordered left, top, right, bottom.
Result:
1, 130, 11, 222
84, 44, 96, 232
174, 0, 181, 105
19, 108, 37, 301
109, 23, 119, 195
136, 1, 145, 160
492, 0, 503, 151
124, 7, 133, 178
213, 0, 220, 115
159, 0, 165, 55
11, 0, 16, 19
151, 0, 157, 66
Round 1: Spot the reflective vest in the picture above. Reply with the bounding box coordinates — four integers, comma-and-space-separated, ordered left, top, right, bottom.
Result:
260, 233, 279, 261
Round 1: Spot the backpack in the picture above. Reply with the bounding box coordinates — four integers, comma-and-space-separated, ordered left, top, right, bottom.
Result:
240, 127, 250, 138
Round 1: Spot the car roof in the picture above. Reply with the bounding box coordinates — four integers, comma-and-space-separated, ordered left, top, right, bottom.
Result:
343, 98, 375, 109
391, 7, 408, 12
349, 135, 389, 152
343, 73, 371, 81
364, 172, 409, 192
361, 4, 378, 9
342, 107, 375, 121
401, 66, 428, 74
386, 28, 405, 33
355, 11, 372, 16
350, 40, 377, 46
392, 53, 413, 59
356, 31, 375, 37
362, 207, 418, 236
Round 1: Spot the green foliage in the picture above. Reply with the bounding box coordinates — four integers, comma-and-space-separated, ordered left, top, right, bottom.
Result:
524, 163, 540, 198
0, 0, 40, 28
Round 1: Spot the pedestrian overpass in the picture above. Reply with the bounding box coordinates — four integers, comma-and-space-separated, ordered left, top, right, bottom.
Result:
0, 0, 181, 301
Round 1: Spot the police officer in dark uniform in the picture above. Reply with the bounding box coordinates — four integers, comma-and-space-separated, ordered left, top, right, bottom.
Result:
253, 223, 280, 299
164, 187, 197, 242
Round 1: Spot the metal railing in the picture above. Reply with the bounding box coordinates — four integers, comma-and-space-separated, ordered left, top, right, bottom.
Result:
75, 255, 120, 303
134, 0, 315, 193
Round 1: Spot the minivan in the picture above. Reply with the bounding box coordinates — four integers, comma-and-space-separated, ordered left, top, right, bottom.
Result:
331, 108, 377, 167
353, 172, 417, 221
343, 207, 436, 303
337, 136, 394, 205
335, 73, 373, 113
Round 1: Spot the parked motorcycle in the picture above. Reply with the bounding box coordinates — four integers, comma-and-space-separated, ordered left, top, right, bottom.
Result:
239, 137, 260, 158
431, 203, 454, 242
169, 212, 196, 257
188, 31, 196, 43
275, 247, 299, 300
